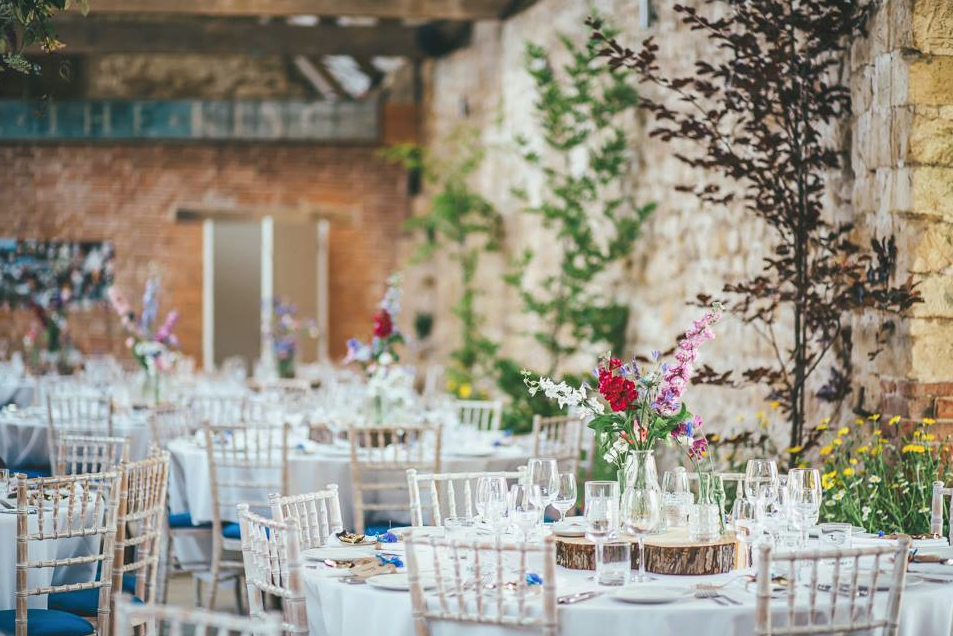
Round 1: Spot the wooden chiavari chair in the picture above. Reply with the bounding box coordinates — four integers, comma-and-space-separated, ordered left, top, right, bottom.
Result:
531, 414, 583, 476
114, 597, 281, 636
347, 424, 441, 534
406, 534, 558, 636
406, 468, 526, 527
931, 480, 953, 543
269, 486, 343, 550
53, 434, 130, 476
148, 404, 197, 448
237, 505, 308, 635
755, 537, 910, 636
201, 420, 291, 610
47, 394, 114, 436
3, 470, 122, 636
186, 394, 246, 427
455, 399, 502, 432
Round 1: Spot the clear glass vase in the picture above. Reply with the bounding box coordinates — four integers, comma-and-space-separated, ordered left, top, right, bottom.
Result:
621, 450, 663, 583
689, 472, 725, 542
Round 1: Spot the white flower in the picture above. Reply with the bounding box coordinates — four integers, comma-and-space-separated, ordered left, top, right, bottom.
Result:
833, 491, 845, 502
868, 475, 881, 484
378, 351, 394, 366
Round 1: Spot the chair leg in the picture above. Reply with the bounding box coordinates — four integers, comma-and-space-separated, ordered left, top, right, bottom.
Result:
234, 574, 247, 614
192, 575, 203, 607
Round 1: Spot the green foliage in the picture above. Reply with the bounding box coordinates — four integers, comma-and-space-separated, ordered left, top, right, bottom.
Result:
509, 28, 655, 377
1, 0, 87, 80
381, 128, 503, 392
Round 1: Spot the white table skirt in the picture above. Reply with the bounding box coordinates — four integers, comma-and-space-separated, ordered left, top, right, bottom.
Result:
167, 437, 532, 530
0, 508, 100, 610
0, 408, 152, 469
303, 557, 953, 636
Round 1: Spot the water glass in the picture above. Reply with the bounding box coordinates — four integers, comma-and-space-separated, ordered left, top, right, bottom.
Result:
584, 481, 619, 543
788, 468, 822, 541
731, 498, 759, 568
444, 516, 476, 540
477, 474, 508, 523
509, 484, 543, 542
596, 541, 631, 586
620, 482, 661, 583
745, 459, 780, 530
662, 467, 692, 528
552, 473, 577, 522
0, 469, 8, 497
819, 522, 852, 549
528, 457, 559, 511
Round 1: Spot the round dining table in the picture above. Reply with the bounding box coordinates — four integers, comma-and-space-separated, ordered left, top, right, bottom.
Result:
302, 535, 953, 636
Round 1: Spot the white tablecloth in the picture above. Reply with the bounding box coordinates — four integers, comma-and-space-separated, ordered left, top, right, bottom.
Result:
303, 547, 953, 636
167, 436, 532, 529
0, 505, 100, 610
0, 407, 152, 469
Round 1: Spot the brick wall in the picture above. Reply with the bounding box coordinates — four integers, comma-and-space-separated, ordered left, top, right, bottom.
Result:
0, 130, 413, 362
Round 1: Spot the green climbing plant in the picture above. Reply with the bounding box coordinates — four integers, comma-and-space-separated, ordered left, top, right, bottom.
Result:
382, 127, 503, 396
1, 0, 87, 79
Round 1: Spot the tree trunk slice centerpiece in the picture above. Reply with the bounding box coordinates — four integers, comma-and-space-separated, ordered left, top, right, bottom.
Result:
555, 528, 739, 575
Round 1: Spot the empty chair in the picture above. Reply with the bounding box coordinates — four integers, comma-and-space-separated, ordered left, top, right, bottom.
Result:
754, 536, 910, 636
531, 414, 583, 475
931, 480, 953, 543
238, 505, 308, 634
186, 393, 245, 427
270, 486, 343, 550
455, 399, 502, 432
347, 424, 441, 534
148, 404, 197, 447
53, 434, 129, 476
47, 394, 113, 436
405, 533, 558, 636
114, 597, 281, 636
5, 470, 122, 636
201, 420, 292, 609
407, 468, 525, 527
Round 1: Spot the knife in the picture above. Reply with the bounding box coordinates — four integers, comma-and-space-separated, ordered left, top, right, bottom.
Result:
557, 591, 602, 605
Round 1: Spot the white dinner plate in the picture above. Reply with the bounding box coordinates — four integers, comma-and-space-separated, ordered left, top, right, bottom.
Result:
366, 573, 436, 591
551, 522, 586, 538
446, 446, 496, 457
613, 585, 692, 604
300, 546, 375, 562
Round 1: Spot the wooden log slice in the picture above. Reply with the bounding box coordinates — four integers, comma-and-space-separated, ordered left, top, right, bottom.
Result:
555, 528, 739, 575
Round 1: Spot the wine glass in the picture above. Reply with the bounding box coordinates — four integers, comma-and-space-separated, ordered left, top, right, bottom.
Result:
744, 459, 780, 531
788, 468, 822, 544
479, 475, 509, 534
620, 482, 662, 583
528, 457, 559, 513
552, 473, 577, 523
731, 498, 759, 568
476, 474, 505, 522
509, 484, 543, 542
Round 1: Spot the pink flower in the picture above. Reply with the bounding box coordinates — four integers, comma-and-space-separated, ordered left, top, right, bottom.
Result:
108, 287, 131, 317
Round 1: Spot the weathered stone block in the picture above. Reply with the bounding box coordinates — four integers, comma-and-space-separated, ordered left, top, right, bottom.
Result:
913, 0, 953, 55
909, 109, 953, 165
908, 56, 953, 105
909, 318, 953, 382
911, 166, 953, 219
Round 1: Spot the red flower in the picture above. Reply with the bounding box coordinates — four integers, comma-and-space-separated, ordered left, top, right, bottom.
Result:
373, 309, 393, 338
598, 367, 638, 412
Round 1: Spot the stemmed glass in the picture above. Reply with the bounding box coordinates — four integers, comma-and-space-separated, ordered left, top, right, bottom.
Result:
788, 468, 822, 546
528, 458, 559, 521
744, 459, 780, 539
552, 473, 577, 523
509, 484, 543, 542
730, 498, 759, 568
480, 475, 509, 536
620, 481, 662, 583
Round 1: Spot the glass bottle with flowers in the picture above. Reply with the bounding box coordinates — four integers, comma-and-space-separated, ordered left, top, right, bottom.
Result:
264, 299, 318, 379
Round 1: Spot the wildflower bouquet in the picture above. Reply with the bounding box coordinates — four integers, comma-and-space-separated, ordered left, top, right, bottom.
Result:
345, 273, 405, 371
263, 299, 317, 378
523, 303, 722, 474
817, 415, 953, 534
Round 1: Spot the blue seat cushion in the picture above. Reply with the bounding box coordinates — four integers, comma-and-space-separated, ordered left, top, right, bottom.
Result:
0, 609, 94, 636
221, 522, 241, 539
12, 466, 50, 479
168, 511, 212, 528
365, 525, 394, 537
47, 588, 143, 616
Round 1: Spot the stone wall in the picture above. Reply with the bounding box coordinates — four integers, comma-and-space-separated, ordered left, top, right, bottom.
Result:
411, 0, 953, 437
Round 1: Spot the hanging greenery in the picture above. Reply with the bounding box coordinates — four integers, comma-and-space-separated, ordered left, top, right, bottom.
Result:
588, 1, 921, 459
382, 127, 503, 395
0, 0, 86, 79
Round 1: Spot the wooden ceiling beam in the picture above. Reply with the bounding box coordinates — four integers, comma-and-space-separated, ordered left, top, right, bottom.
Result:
81, 0, 509, 20
47, 15, 447, 58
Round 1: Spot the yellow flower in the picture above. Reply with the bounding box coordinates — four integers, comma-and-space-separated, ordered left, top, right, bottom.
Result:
787, 445, 803, 454
838, 427, 850, 437
849, 458, 858, 466
856, 445, 870, 454
710, 434, 721, 442
842, 468, 855, 477
769, 401, 780, 410
868, 413, 881, 421
755, 411, 765, 419
888, 415, 901, 426
902, 444, 926, 454
854, 419, 864, 426
833, 438, 843, 447
446, 379, 458, 392
816, 424, 829, 431
820, 417, 831, 425
870, 446, 884, 456
458, 383, 473, 399
922, 433, 936, 442
820, 445, 833, 457
873, 430, 882, 436
924, 418, 936, 426
913, 431, 921, 439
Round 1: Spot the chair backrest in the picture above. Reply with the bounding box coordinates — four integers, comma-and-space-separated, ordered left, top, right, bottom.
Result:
755, 537, 911, 636
531, 414, 583, 475
238, 504, 308, 634
148, 404, 197, 447
113, 450, 170, 609
115, 596, 282, 636
53, 434, 130, 476
406, 533, 558, 636
270, 486, 343, 550
407, 468, 526, 527
203, 420, 291, 524
455, 399, 502, 432
15, 470, 122, 636
188, 394, 246, 426
346, 425, 442, 534
931, 480, 953, 543
47, 393, 113, 435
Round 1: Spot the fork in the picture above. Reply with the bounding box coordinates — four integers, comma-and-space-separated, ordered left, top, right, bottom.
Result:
694, 589, 729, 606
